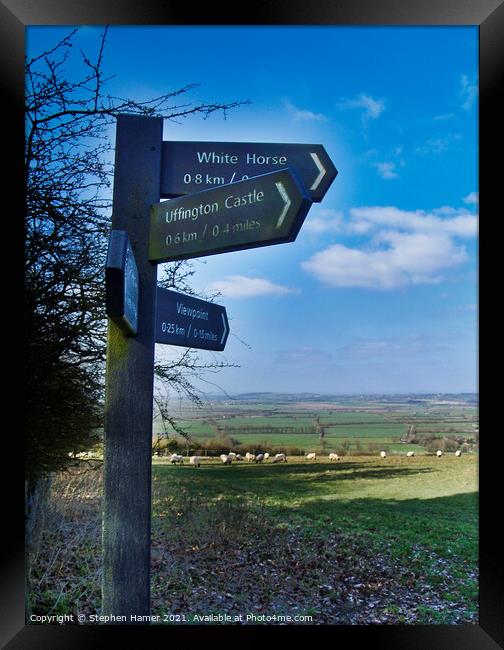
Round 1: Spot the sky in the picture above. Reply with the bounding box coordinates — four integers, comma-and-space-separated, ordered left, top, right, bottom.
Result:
26, 26, 478, 396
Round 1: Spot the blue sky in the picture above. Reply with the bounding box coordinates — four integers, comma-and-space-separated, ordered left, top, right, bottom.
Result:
26, 26, 478, 395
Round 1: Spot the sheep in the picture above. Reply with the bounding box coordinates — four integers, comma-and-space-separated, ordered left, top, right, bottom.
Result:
220, 454, 232, 465
245, 452, 256, 462
170, 454, 184, 465
305, 452, 316, 461
263, 453, 270, 461
189, 455, 201, 467
406, 451, 415, 457
455, 450, 462, 457
329, 452, 339, 461
255, 453, 264, 463
273, 453, 287, 463
235, 453, 243, 461
380, 451, 387, 458
436, 450, 443, 458
228, 452, 237, 460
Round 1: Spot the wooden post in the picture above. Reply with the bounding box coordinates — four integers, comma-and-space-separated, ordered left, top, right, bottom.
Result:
102, 114, 163, 620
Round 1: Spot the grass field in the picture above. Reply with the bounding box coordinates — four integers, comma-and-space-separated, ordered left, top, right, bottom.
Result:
149, 453, 478, 624
30, 453, 478, 624
31, 390, 478, 626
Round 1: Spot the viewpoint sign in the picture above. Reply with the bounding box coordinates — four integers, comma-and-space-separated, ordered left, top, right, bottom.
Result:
149, 168, 312, 263
161, 141, 337, 203
156, 287, 229, 351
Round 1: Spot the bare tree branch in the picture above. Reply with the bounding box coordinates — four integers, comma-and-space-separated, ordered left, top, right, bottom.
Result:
26, 27, 248, 480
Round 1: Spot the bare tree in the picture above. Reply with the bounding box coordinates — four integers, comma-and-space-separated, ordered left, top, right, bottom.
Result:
25, 26, 248, 615
25, 26, 248, 481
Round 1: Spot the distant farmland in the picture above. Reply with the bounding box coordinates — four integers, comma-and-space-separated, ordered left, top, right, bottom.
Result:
152, 395, 478, 455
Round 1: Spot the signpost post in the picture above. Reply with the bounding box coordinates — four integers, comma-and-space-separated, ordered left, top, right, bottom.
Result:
102, 114, 162, 621
103, 116, 336, 621
149, 168, 312, 263
160, 141, 337, 202
156, 287, 229, 351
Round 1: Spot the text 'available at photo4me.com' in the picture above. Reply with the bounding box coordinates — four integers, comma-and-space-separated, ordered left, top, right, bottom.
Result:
29, 611, 315, 625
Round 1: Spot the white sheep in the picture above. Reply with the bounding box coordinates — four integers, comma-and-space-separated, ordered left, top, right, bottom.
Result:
255, 453, 264, 463
189, 455, 201, 467
406, 451, 415, 457
455, 450, 462, 457
436, 450, 443, 458
273, 453, 287, 463
235, 453, 243, 461
245, 452, 256, 462
228, 452, 237, 460
263, 452, 270, 461
220, 454, 232, 465
305, 452, 316, 461
170, 454, 184, 464
380, 451, 387, 458
329, 452, 339, 461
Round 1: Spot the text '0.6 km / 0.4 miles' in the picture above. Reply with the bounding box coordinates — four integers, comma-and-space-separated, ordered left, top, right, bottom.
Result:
149, 168, 312, 263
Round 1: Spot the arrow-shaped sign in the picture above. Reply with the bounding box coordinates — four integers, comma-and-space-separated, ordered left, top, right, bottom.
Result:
149, 168, 312, 263
156, 286, 229, 351
161, 141, 337, 202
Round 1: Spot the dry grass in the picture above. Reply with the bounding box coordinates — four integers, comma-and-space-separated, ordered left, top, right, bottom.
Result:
29, 464, 103, 618
29, 455, 478, 624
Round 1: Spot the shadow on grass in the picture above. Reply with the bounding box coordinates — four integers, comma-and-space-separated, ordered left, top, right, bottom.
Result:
152, 460, 441, 507
290, 490, 479, 525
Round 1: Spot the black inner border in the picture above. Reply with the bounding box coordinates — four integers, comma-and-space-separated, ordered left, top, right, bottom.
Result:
2, 1, 500, 648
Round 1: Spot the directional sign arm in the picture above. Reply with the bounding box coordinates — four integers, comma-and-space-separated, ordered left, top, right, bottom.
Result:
156, 287, 230, 351
161, 141, 337, 202
105, 230, 139, 336
149, 168, 312, 263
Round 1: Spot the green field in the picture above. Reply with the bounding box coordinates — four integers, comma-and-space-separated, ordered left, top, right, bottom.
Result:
31, 452, 478, 624
148, 453, 478, 623
153, 396, 478, 458
33, 395, 477, 624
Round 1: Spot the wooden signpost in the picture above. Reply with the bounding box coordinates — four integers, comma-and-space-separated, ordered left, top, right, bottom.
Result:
103, 114, 337, 620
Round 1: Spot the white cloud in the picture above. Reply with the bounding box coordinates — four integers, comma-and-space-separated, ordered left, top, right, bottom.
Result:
374, 161, 399, 180
349, 206, 478, 238
301, 204, 477, 290
302, 234, 467, 290
460, 74, 478, 111
347, 220, 374, 235
284, 100, 327, 122
303, 208, 343, 234
207, 275, 300, 298
415, 137, 447, 154
415, 132, 463, 155
463, 191, 479, 205
337, 93, 385, 126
